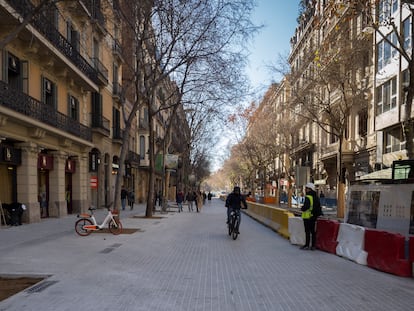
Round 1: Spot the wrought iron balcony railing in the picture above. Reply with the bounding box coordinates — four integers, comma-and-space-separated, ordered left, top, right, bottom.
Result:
127, 150, 140, 165
91, 58, 109, 86
90, 113, 110, 136
6, 0, 100, 85
113, 127, 123, 140
0, 81, 92, 141
113, 39, 122, 57
113, 82, 122, 100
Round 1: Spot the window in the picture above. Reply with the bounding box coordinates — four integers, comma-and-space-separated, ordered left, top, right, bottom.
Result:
42, 77, 57, 108
358, 109, 368, 137
377, 33, 397, 71
385, 126, 405, 154
378, 0, 398, 24
6, 53, 20, 90
403, 17, 412, 51
112, 107, 121, 139
139, 136, 145, 160
68, 95, 79, 120
376, 77, 397, 115
67, 21, 80, 52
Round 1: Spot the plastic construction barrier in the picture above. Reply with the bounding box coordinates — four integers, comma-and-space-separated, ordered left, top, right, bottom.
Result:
410, 237, 414, 263
336, 223, 368, 265
245, 202, 293, 238
364, 229, 412, 277
315, 218, 340, 254
288, 216, 305, 246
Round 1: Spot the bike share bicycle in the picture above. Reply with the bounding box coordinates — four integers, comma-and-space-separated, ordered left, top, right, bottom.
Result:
225, 186, 248, 240
75, 206, 123, 236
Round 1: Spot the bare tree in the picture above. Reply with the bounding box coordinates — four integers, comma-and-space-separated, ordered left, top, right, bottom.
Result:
117, 0, 257, 217
285, 2, 372, 217
0, 0, 71, 50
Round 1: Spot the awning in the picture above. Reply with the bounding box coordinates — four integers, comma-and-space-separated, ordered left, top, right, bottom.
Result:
357, 168, 392, 180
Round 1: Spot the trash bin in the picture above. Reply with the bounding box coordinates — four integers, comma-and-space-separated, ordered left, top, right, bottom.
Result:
5, 202, 24, 226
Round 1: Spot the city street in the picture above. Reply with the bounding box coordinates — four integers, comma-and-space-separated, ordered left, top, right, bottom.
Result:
1, 198, 414, 311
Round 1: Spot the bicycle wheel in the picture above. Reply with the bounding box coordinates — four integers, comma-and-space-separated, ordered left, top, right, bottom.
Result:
228, 220, 233, 236
75, 218, 93, 236
232, 216, 240, 240
108, 218, 123, 235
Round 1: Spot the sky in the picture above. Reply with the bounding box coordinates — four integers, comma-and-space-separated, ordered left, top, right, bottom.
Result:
210, 0, 300, 172
247, 0, 301, 91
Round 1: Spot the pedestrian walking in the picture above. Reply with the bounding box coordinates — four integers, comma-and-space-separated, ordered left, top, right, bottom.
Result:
176, 190, 184, 213
186, 191, 194, 212
194, 191, 199, 212
300, 182, 322, 250
121, 185, 128, 211
128, 190, 135, 210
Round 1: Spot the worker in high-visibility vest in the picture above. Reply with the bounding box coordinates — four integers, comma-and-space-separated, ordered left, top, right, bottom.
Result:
300, 182, 321, 250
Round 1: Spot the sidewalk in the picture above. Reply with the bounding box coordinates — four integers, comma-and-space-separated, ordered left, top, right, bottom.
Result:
1, 199, 414, 311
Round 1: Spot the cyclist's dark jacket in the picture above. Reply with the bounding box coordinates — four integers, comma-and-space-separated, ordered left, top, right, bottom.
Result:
225, 193, 247, 209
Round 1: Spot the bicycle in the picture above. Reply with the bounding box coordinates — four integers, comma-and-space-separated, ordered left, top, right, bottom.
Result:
228, 208, 241, 240
75, 206, 123, 236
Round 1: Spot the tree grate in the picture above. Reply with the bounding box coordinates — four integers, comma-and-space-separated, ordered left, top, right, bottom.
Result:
25, 280, 58, 293
100, 247, 114, 253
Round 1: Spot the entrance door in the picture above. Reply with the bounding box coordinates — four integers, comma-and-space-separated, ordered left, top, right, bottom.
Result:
38, 170, 49, 218
65, 173, 73, 214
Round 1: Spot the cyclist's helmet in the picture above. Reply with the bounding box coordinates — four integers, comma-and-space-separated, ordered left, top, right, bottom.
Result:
233, 186, 241, 194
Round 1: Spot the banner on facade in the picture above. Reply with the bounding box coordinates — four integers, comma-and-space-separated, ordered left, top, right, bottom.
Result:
164, 154, 178, 170
155, 154, 163, 173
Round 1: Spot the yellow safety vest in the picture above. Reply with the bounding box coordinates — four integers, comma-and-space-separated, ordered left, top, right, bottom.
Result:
302, 195, 313, 219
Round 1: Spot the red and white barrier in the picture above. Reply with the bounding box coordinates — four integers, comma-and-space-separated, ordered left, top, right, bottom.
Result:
336, 223, 367, 265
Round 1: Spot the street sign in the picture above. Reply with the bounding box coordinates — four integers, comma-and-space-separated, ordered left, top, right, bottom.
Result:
90, 176, 98, 189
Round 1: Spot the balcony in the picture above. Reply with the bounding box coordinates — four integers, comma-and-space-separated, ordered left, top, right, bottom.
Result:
127, 150, 140, 167
139, 118, 149, 130
290, 140, 314, 155
112, 39, 123, 61
81, 0, 106, 34
112, 82, 122, 101
5, 0, 100, 86
91, 58, 109, 86
90, 113, 110, 137
0, 81, 92, 141
112, 127, 123, 144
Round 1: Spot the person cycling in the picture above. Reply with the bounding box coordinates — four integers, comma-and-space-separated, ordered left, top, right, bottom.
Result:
225, 186, 248, 232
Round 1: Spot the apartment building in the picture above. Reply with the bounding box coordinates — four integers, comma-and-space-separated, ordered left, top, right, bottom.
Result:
0, 0, 124, 223
277, 0, 376, 213
374, 1, 412, 169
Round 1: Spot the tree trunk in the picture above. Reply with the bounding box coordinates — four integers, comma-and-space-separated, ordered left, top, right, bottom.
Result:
336, 137, 345, 218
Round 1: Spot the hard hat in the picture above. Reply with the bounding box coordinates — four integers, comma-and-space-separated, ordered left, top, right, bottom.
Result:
305, 182, 315, 191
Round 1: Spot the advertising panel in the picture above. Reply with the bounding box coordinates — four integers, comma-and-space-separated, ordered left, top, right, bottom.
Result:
346, 184, 414, 237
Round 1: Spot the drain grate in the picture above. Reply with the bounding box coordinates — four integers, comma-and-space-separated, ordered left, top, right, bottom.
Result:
100, 247, 114, 254
25, 280, 58, 293
110, 243, 122, 248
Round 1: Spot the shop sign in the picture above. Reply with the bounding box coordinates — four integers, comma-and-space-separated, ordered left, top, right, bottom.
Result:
38, 154, 54, 170
66, 159, 76, 173
0, 146, 21, 165
89, 152, 99, 172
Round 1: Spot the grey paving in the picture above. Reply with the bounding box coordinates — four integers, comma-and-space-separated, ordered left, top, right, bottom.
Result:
1, 198, 414, 311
